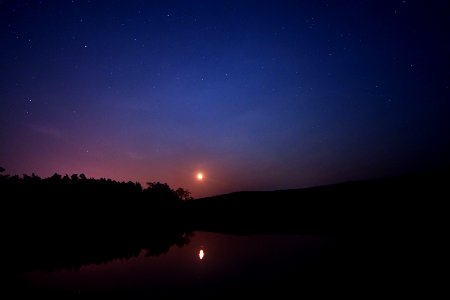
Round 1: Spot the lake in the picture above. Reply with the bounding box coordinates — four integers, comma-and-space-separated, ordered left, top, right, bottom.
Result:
18, 232, 339, 298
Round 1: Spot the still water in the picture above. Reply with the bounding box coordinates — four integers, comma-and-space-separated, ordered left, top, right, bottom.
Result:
20, 232, 338, 298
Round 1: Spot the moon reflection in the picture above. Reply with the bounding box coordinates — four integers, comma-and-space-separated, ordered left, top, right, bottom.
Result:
198, 249, 205, 260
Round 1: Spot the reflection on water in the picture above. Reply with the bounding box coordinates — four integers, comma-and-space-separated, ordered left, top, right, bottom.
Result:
198, 249, 205, 260
17, 232, 337, 298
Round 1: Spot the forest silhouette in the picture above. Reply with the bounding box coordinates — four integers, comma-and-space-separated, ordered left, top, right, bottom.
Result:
1, 168, 194, 275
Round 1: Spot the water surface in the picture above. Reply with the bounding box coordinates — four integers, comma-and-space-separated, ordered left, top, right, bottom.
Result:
21, 232, 338, 298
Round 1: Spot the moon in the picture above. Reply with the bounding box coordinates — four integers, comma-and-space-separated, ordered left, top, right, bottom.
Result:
196, 172, 204, 181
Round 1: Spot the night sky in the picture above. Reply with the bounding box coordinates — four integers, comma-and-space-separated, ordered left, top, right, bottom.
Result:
1, 0, 449, 197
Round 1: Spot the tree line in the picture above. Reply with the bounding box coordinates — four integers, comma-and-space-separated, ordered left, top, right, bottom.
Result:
1, 166, 195, 274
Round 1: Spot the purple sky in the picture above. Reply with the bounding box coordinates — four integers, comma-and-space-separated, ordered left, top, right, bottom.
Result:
1, 0, 449, 197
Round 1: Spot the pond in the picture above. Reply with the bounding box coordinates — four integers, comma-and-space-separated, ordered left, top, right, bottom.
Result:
18, 232, 339, 298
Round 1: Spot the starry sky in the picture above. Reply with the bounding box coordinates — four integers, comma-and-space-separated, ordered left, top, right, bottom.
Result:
1, 0, 449, 197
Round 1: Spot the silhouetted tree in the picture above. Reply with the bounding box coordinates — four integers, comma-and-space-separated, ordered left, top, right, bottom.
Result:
50, 173, 61, 180
0, 166, 8, 179
176, 188, 193, 201
145, 181, 181, 205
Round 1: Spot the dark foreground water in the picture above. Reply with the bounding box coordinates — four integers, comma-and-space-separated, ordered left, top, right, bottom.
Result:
17, 232, 339, 298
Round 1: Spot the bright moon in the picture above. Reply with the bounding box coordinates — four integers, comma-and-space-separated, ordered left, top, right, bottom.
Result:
196, 172, 204, 181
199, 249, 205, 260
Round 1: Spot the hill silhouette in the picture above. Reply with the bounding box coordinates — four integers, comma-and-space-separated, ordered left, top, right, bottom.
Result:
186, 168, 448, 234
